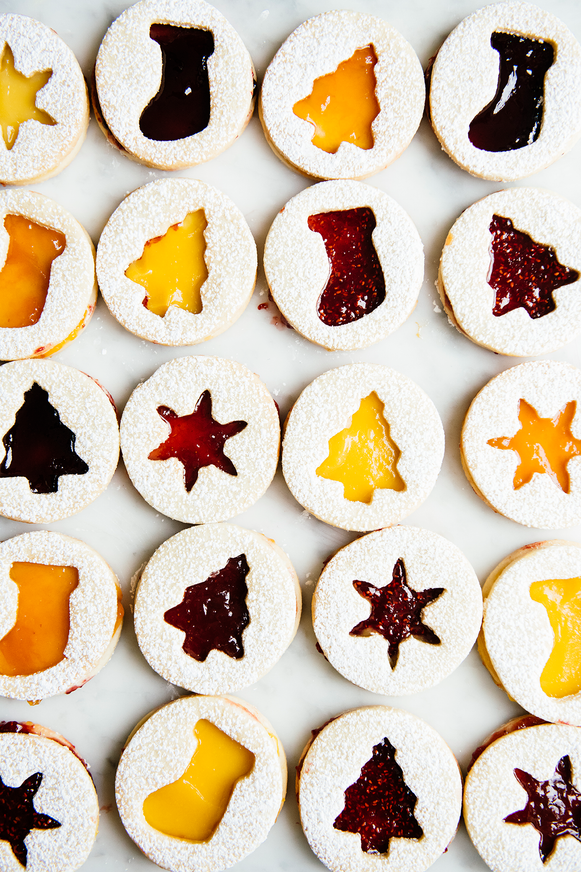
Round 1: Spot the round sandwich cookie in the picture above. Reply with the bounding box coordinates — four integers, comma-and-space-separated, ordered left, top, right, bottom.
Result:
439, 188, 581, 357
0, 359, 119, 524
428, 2, 581, 181
263, 180, 424, 351
0, 190, 97, 361
93, 0, 255, 170
282, 363, 444, 532
120, 356, 280, 524
0, 721, 99, 871
312, 525, 482, 695
0, 14, 89, 185
134, 523, 301, 693
464, 719, 581, 872
115, 694, 287, 872
297, 706, 462, 872
97, 178, 256, 346
461, 360, 581, 529
259, 11, 424, 180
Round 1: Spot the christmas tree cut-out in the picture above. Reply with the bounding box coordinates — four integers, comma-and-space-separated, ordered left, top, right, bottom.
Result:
529, 576, 581, 699
0, 771, 61, 867
0, 43, 56, 150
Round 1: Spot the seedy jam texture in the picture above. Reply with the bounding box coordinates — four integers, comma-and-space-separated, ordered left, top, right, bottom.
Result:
164, 553, 250, 661
140, 25, 214, 141
468, 32, 554, 152
0, 771, 61, 867
308, 207, 385, 326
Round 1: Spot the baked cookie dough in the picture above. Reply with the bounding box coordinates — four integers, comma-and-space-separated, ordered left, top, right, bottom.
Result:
282, 363, 444, 532
264, 180, 423, 351
97, 178, 256, 345
429, 2, 581, 181
259, 11, 424, 180
94, 0, 255, 169
134, 523, 301, 693
116, 694, 286, 872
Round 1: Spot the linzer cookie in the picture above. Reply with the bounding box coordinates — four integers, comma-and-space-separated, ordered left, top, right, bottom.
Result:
0, 360, 119, 523
313, 526, 482, 695
297, 706, 462, 872
263, 180, 423, 351
461, 361, 581, 528
259, 11, 424, 180
282, 363, 444, 532
97, 178, 256, 345
116, 694, 286, 872
0, 14, 89, 185
94, 0, 255, 169
134, 523, 301, 693
429, 3, 581, 181
120, 356, 280, 524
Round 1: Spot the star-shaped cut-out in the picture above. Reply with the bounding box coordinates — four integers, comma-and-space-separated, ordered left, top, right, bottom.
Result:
0, 44, 56, 151
0, 771, 61, 867
148, 389, 247, 492
504, 755, 581, 863
488, 399, 581, 494
349, 558, 444, 669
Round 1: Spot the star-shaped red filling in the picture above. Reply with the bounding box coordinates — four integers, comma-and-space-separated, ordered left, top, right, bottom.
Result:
0, 771, 61, 867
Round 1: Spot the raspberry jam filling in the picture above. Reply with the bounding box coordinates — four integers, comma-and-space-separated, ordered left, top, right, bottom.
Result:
529, 577, 581, 698
0, 43, 55, 150
0, 770, 61, 867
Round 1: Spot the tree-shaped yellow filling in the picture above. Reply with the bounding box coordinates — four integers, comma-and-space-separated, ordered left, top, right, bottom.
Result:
530, 577, 581, 698
0, 43, 55, 150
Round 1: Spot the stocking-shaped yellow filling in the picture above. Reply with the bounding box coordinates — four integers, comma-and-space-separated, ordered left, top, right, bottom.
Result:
530, 577, 581, 698
0, 562, 78, 676
293, 45, 379, 153
143, 719, 255, 841
316, 392, 405, 503
125, 210, 208, 317
0, 43, 56, 150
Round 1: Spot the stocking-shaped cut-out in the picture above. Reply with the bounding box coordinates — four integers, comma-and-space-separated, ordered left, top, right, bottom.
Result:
0, 382, 89, 494
0, 43, 56, 151
140, 25, 215, 142
0, 771, 61, 867
308, 207, 385, 326
293, 45, 379, 154
529, 576, 581, 699
333, 735, 423, 853
469, 32, 554, 153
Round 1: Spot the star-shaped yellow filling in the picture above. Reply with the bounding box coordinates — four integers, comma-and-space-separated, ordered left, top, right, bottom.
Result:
0, 43, 55, 150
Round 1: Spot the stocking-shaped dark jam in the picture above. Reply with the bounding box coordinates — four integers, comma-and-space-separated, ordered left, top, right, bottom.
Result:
0, 383, 89, 494
164, 553, 250, 661
468, 32, 554, 152
139, 24, 215, 141
0, 771, 61, 867
333, 736, 423, 853
489, 214, 579, 319
308, 207, 385, 326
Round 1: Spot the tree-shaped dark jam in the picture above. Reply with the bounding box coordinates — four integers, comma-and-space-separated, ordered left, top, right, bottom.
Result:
469, 32, 554, 152
0, 772, 61, 867
333, 736, 423, 853
489, 214, 579, 319
0, 382, 88, 494
308, 207, 385, 326
164, 554, 250, 661
139, 24, 215, 141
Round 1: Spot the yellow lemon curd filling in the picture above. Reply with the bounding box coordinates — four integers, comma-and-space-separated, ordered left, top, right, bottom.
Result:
530, 576, 581, 698
0, 43, 55, 150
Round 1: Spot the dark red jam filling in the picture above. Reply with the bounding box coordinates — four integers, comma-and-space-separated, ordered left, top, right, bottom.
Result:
139, 24, 214, 141
308, 207, 385, 326
489, 214, 579, 319
468, 32, 554, 152
0, 382, 88, 494
164, 553, 250, 661
0, 772, 61, 867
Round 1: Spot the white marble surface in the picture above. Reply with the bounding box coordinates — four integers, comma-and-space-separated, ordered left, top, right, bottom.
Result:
1, 0, 581, 869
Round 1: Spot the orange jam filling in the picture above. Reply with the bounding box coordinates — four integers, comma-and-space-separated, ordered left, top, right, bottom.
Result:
0, 562, 78, 676
530, 577, 581, 698
143, 719, 255, 841
125, 210, 208, 317
293, 45, 379, 154
316, 391, 405, 503
0, 43, 55, 150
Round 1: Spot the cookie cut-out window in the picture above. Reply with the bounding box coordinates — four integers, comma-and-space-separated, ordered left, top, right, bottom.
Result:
0, 43, 55, 150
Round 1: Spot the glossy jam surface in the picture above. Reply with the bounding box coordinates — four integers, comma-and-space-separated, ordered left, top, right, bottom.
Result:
488, 399, 581, 494
0, 214, 66, 328
140, 25, 214, 141
0, 382, 89, 494
489, 214, 578, 320
164, 554, 250, 662
293, 45, 379, 154
0, 43, 55, 150
0, 771, 61, 867
316, 392, 405, 503
308, 207, 385, 326
469, 32, 554, 152
333, 736, 423, 853
143, 719, 255, 841
125, 210, 207, 317
529, 576, 581, 698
